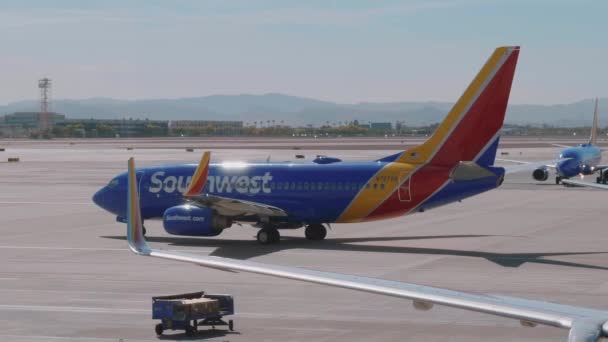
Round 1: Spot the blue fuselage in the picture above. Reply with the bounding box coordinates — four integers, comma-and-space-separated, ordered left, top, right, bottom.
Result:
93, 161, 504, 225
556, 144, 602, 178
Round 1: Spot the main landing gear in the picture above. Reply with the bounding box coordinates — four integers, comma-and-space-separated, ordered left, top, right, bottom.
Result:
305, 224, 327, 241
257, 228, 280, 245
597, 169, 608, 184
255, 224, 328, 244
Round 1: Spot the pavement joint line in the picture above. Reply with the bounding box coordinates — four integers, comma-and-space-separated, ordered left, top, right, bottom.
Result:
0, 335, 154, 342
0, 201, 90, 205
0, 245, 218, 254
0, 304, 147, 314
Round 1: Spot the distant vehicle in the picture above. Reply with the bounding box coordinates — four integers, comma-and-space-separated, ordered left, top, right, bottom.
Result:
94, 46, 520, 244
124, 160, 608, 341
502, 98, 608, 188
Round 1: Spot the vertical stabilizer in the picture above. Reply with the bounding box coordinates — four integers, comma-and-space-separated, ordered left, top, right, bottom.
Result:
590, 98, 599, 145
394, 46, 519, 167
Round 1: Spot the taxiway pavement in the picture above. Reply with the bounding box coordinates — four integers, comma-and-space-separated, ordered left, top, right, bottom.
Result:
0, 138, 606, 341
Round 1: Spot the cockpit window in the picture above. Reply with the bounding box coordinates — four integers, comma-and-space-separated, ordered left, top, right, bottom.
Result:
108, 178, 120, 188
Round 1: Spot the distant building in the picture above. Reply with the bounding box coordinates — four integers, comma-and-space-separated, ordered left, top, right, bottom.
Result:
356, 122, 392, 130
0, 112, 65, 137
56, 118, 168, 137
4, 112, 65, 129
369, 122, 392, 131
168, 120, 243, 135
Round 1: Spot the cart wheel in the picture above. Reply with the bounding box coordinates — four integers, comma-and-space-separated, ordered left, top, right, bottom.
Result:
155, 323, 164, 336
228, 319, 234, 331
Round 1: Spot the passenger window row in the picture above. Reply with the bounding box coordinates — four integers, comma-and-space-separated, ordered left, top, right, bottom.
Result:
269, 181, 387, 192
204, 180, 388, 192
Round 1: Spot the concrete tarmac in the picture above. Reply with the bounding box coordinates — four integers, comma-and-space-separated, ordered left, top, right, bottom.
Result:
0, 138, 607, 341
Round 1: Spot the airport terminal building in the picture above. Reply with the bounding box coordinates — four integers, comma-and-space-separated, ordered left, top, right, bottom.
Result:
0, 112, 66, 137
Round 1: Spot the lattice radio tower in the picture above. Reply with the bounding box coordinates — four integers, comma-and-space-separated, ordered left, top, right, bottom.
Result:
38, 78, 52, 131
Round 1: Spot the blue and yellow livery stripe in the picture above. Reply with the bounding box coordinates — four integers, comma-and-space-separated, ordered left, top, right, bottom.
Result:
336, 162, 413, 223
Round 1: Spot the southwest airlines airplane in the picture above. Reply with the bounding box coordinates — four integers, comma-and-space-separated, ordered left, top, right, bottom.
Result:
94, 46, 520, 244
526, 98, 607, 188
125, 156, 608, 341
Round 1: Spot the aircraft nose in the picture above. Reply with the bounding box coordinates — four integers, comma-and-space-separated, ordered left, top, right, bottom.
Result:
556, 158, 580, 177
92, 186, 110, 211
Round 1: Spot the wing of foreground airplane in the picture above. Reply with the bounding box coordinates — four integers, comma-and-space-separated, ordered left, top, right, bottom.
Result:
183, 152, 287, 217
126, 157, 608, 341
561, 178, 608, 190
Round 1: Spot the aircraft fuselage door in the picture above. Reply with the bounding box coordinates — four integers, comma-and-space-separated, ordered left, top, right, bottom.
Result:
398, 171, 412, 202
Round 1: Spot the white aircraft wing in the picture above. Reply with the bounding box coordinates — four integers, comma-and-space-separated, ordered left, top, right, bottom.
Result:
561, 179, 608, 190
182, 152, 287, 217
494, 158, 569, 174
187, 194, 288, 217
125, 157, 608, 341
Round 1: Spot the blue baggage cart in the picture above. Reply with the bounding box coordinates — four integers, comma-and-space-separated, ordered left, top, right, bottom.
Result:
152, 291, 234, 336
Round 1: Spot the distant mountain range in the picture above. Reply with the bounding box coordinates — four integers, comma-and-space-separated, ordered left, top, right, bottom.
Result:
1, 94, 605, 127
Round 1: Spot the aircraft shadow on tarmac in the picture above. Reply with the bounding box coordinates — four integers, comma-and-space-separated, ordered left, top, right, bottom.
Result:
103, 234, 608, 271
157, 329, 240, 341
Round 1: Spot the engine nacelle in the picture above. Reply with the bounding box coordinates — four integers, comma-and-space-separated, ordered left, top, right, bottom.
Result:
163, 205, 231, 236
532, 167, 549, 181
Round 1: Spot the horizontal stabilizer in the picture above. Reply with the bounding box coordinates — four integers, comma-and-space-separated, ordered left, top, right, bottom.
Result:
449, 161, 496, 181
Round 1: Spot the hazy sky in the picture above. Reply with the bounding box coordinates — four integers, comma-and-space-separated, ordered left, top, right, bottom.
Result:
1, 0, 606, 105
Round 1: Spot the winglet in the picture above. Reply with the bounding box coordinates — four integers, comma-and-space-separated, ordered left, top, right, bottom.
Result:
127, 157, 151, 255
184, 152, 211, 197
590, 98, 599, 145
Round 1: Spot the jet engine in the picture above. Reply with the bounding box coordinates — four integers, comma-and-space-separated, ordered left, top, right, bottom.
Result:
163, 205, 231, 236
532, 167, 549, 181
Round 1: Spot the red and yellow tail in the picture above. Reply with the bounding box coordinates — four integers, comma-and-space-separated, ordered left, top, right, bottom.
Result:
398, 46, 519, 167
338, 46, 520, 223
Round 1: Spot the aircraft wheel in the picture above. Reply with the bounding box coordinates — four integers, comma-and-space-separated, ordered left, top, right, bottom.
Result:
257, 228, 280, 244
155, 323, 164, 336
305, 224, 327, 241
555, 176, 561, 185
